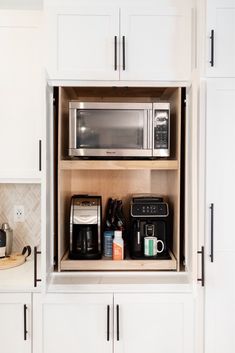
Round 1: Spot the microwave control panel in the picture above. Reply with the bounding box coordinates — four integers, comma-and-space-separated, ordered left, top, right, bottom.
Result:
154, 110, 170, 153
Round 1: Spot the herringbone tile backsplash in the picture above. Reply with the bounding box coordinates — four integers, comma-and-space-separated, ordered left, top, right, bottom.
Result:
0, 184, 40, 252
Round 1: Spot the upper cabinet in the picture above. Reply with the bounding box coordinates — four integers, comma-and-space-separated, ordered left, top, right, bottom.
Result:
120, 7, 191, 81
0, 11, 43, 181
206, 0, 235, 77
45, 5, 192, 82
45, 7, 119, 81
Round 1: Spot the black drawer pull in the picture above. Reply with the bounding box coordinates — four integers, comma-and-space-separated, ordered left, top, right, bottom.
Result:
34, 246, 41, 287
114, 36, 117, 71
116, 305, 120, 341
107, 305, 110, 341
197, 246, 205, 287
210, 203, 214, 262
122, 36, 126, 71
24, 304, 28, 341
210, 30, 214, 67
39, 139, 42, 171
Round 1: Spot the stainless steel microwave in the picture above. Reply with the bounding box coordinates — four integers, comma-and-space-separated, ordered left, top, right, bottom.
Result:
68, 102, 170, 158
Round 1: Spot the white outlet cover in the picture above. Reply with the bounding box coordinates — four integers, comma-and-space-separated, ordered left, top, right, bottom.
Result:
14, 205, 25, 222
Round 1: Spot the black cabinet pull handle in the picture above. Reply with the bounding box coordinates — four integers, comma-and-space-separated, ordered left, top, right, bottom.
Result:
107, 305, 110, 341
34, 246, 41, 287
39, 139, 42, 171
122, 36, 126, 70
197, 246, 205, 287
210, 30, 214, 67
116, 305, 120, 341
24, 304, 28, 341
114, 36, 117, 71
210, 203, 214, 262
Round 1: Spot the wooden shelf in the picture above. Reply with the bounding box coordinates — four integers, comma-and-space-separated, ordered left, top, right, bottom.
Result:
59, 160, 179, 171
60, 250, 177, 271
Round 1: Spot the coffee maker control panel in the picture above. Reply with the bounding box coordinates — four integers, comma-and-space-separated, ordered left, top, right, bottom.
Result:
131, 202, 169, 217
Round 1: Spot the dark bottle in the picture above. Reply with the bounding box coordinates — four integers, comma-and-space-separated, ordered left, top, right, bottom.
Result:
0, 229, 6, 258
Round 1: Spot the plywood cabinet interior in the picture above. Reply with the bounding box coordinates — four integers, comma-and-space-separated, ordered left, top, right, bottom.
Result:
54, 86, 185, 272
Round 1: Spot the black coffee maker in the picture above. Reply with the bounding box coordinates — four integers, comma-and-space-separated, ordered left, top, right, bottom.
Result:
130, 195, 172, 259
69, 195, 102, 260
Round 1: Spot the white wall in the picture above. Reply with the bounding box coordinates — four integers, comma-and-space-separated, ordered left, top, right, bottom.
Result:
0, 0, 42, 10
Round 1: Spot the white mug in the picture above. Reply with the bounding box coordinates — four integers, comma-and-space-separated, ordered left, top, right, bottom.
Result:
144, 236, 164, 256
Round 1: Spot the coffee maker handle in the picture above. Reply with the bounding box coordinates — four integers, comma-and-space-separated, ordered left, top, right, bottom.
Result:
81, 232, 88, 254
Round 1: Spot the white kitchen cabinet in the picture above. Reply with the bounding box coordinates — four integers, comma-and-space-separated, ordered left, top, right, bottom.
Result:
120, 7, 191, 81
206, 0, 235, 77
0, 11, 43, 181
114, 293, 194, 353
45, 4, 191, 82
0, 293, 31, 353
45, 6, 119, 81
33, 292, 194, 353
205, 79, 235, 353
33, 293, 113, 353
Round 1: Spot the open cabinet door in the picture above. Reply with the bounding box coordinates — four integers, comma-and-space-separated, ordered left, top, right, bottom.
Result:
186, 79, 204, 353
185, 82, 198, 278
41, 82, 54, 290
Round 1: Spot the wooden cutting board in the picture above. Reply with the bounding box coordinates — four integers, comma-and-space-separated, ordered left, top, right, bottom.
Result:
0, 253, 27, 270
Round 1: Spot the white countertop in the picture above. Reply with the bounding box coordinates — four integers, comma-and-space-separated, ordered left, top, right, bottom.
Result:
0, 257, 193, 294
0, 257, 40, 292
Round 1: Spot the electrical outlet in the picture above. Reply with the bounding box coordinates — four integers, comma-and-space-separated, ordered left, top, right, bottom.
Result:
14, 205, 25, 222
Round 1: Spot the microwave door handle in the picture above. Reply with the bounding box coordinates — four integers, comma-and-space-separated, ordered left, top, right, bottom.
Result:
69, 108, 77, 150
143, 111, 148, 149
148, 109, 153, 150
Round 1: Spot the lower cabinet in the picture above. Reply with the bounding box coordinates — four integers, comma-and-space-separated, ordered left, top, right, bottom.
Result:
33, 292, 194, 353
114, 293, 194, 353
0, 293, 31, 353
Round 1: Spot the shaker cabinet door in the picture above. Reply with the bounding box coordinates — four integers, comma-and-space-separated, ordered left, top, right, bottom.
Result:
113, 293, 194, 353
45, 6, 119, 81
0, 293, 31, 353
33, 293, 113, 353
0, 11, 43, 180
205, 79, 235, 353
120, 7, 191, 81
206, 0, 235, 77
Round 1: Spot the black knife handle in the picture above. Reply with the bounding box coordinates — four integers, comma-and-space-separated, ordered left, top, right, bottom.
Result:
210, 203, 214, 262
24, 304, 28, 341
34, 246, 41, 287
114, 36, 117, 71
210, 30, 214, 67
122, 36, 126, 71
107, 305, 110, 341
197, 246, 205, 287
116, 305, 120, 341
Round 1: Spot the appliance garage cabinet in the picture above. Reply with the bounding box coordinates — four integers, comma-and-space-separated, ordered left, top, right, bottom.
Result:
0, 293, 32, 353
45, 3, 191, 82
0, 11, 44, 181
33, 292, 194, 353
54, 86, 188, 273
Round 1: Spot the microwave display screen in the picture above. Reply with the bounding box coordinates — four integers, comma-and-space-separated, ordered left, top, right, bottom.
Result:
76, 109, 145, 149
